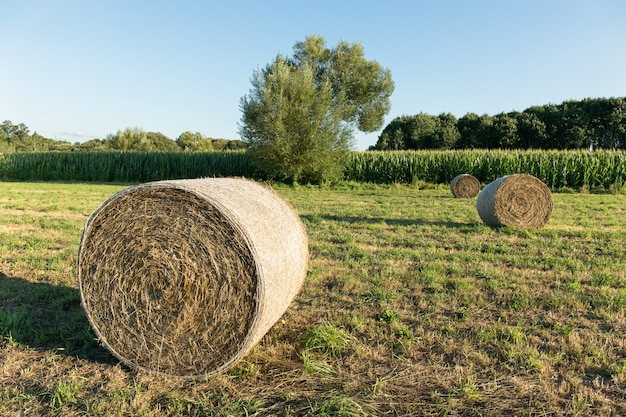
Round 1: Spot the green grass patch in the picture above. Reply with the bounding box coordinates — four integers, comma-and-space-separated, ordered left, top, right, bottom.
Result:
1, 180, 625, 416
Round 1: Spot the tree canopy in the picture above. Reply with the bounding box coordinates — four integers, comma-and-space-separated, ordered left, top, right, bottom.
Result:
373, 97, 626, 151
176, 131, 214, 152
239, 35, 394, 184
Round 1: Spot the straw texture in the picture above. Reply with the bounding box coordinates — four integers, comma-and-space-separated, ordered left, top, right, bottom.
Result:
77, 178, 308, 379
477, 174, 553, 228
450, 174, 481, 198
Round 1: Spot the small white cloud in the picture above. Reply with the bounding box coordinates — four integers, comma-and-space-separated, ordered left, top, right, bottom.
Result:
57, 131, 98, 140
68, 131, 91, 137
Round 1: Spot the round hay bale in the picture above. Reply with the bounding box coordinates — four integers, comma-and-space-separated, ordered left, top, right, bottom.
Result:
77, 177, 308, 379
450, 174, 481, 198
477, 174, 553, 228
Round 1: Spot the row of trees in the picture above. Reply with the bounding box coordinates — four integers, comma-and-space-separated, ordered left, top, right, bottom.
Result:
0, 121, 246, 153
373, 97, 626, 151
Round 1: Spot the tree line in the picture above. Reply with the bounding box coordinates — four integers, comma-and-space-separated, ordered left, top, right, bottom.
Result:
372, 97, 626, 151
0, 122, 246, 153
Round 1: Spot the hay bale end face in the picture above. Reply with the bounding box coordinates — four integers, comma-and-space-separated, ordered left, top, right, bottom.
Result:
450, 174, 481, 198
78, 178, 308, 379
477, 174, 553, 229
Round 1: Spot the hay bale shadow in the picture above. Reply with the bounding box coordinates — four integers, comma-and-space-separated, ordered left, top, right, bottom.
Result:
0, 273, 114, 364
302, 214, 474, 229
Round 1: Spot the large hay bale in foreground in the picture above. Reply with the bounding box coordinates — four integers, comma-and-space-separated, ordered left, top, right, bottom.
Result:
477, 174, 553, 228
78, 178, 309, 379
450, 174, 481, 198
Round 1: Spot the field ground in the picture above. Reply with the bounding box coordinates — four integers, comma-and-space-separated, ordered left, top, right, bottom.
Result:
0, 181, 625, 416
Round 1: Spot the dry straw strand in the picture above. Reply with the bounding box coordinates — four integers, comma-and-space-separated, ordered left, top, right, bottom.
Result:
450, 174, 481, 198
77, 177, 309, 379
477, 174, 553, 229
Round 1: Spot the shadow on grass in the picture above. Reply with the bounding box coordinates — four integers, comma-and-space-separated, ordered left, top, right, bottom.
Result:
302, 214, 477, 228
0, 272, 115, 364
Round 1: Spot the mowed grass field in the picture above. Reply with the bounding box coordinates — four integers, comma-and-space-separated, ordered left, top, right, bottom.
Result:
0, 180, 625, 416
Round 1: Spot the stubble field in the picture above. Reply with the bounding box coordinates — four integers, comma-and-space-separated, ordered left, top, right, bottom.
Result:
0, 181, 625, 416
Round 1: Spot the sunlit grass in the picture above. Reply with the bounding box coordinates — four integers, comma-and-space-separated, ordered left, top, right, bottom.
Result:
1, 181, 625, 416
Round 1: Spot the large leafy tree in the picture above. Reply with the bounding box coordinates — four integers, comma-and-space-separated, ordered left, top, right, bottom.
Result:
107, 128, 178, 151
373, 116, 413, 150
239, 36, 394, 184
176, 131, 214, 152
144, 132, 179, 152
407, 113, 438, 149
456, 113, 493, 149
1, 120, 30, 152
433, 113, 459, 149
75, 139, 109, 152
292, 36, 395, 133
373, 113, 458, 150
516, 111, 547, 149
584, 97, 626, 149
492, 113, 519, 148
107, 127, 147, 151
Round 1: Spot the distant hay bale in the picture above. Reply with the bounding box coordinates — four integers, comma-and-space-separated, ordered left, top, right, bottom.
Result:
450, 174, 481, 198
477, 174, 553, 228
78, 177, 309, 379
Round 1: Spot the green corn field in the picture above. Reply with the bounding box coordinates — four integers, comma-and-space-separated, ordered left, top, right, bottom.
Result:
344, 149, 626, 191
1, 149, 625, 190
0, 151, 258, 183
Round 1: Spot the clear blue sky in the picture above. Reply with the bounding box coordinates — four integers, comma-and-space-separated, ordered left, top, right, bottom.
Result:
2, 0, 625, 150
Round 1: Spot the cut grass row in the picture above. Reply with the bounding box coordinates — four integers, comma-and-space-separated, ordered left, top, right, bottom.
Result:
0, 181, 625, 416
